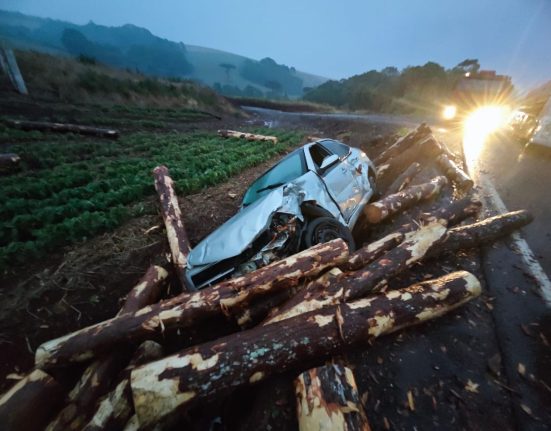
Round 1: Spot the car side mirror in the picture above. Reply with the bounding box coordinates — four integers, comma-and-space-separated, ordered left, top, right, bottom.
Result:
320, 154, 338, 170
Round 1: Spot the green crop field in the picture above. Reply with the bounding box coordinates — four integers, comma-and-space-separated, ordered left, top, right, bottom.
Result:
0, 126, 303, 270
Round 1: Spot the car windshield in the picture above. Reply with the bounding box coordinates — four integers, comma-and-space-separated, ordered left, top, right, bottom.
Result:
242, 150, 306, 206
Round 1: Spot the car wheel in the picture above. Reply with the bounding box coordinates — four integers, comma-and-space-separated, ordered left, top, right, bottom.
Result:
303, 217, 355, 251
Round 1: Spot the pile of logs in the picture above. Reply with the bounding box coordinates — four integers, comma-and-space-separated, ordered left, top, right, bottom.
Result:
0, 125, 534, 430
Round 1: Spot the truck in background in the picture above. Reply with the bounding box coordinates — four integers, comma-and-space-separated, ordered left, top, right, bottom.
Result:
441, 70, 514, 122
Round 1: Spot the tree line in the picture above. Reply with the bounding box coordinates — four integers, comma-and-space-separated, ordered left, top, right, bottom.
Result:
303, 59, 482, 113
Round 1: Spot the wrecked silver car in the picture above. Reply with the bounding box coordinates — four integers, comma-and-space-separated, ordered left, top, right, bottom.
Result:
186, 139, 377, 289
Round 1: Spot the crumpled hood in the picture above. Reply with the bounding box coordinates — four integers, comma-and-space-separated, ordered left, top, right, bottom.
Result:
187, 171, 343, 268
187, 187, 289, 267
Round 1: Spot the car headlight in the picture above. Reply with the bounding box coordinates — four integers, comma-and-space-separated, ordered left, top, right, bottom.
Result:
442, 105, 457, 120
464, 105, 509, 137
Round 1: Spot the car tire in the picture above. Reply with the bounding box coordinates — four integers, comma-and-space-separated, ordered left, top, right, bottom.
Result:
303, 217, 355, 252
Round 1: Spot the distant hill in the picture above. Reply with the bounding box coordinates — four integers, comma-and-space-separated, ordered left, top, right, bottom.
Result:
1, 49, 236, 114
0, 9, 328, 97
185, 45, 327, 98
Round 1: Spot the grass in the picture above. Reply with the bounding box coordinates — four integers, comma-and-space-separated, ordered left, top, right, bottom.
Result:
0, 127, 304, 270
14, 50, 235, 114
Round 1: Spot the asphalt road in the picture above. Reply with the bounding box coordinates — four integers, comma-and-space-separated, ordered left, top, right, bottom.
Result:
440, 124, 551, 430
449, 123, 551, 280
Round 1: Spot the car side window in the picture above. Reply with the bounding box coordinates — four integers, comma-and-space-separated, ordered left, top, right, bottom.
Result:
309, 143, 331, 170
320, 140, 350, 159
242, 151, 306, 206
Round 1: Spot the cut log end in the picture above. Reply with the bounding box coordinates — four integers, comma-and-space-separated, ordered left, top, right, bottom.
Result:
295, 364, 372, 431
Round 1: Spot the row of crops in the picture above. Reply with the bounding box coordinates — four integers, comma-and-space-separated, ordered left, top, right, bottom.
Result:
0, 127, 303, 269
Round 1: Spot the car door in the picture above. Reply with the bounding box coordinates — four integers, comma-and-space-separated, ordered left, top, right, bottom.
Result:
308, 141, 363, 221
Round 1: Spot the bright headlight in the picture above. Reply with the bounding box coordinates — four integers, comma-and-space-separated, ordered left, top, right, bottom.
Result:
464, 105, 509, 136
463, 105, 510, 170
442, 105, 457, 120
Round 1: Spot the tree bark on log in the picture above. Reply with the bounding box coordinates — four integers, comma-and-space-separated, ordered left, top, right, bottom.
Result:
295, 364, 372, 431
383, 162, 421, 197
152, 165, 195, 292
387, 195, 481, 239
364, 176, 448, 224
339, 232, 404, 272
122, 415, 140, 431
374, 123, 431, 165
234, 232, 404, 328
266, 221, 447, 324
436, 153, 474, 191
421, 196, 481, 227
236, 288, 298, 328
130, 271, 481, 427
6, 119, 119, 139
426, 210, 533, 258
0, 369, 64, 431
82, 341, 164, 431
376, 136, 443, 190
45, 265, 168, 431
218, 240, 349, 317
218, 129, 278, 143
119, 265, 169, 314
266, 209, 530, 325
35, 240, 349, 369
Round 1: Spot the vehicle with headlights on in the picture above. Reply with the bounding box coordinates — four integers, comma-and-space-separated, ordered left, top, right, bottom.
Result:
441, 70, 513, 123
508, 108, 539, 142
185, 139, 377, 289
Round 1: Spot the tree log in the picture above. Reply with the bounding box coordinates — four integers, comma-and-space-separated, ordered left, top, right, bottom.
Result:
373, 123, 431, 165
266, 221, 447, 323
119, 265, 169, 314
122, 415, 140, 431
218, 241, 349, 317
130, 271, 481, 427
436, 153, 474, 191
421, 196, 481, 227
307, 135, 323, 142
383, 162, 421, 197
218, 129, 278, 143
0, 369, 64, 431
427, 210, 533, 258
237, 233, 402, 327
364, 176, 448, 224
391, 196, 481, 235
0, 153, 20, 171
82, 341, 164, 431
35, 240, 349, 369
376, 136, 443, 190
45, 265, 168, 431
152, 165, 194, 292
295, 364, 372, 431
6, 119, 118, 138
236, 288, 298, 328
340, 231, 404, 272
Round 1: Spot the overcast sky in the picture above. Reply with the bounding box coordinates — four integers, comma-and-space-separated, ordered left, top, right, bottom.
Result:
2, 0, 550, 90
